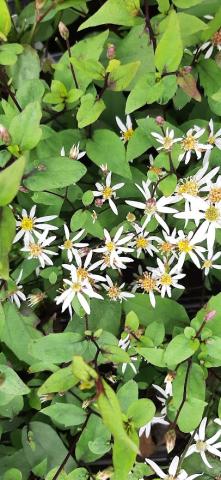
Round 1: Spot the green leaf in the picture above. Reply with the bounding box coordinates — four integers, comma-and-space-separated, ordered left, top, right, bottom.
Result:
0, 0, 11, 39
38, 366, 78, 395
41, 403, 86, 427
0, 364, 29, 396
127, 399, 155, 428
137, 347, 166, 367
158, 174, 177, 196
109, 61, 140, 91
113, 430, 138, 480
125, 311, 139, 332
78, 0, 142, 30
76, 414, 111, 462
86, 129, 131, 179
22, 421, 75, 473
0, 44, 23, 66
155, 10, 183, 73
117, 380, 138, 413
176, 13, 207, 46
3, 468, 22, 480
82, 190, 94, 206
197, 59, 221, 96
145, 321, 165, 346
123, 294, 189, 334
164, 334, 200, 367
30, 333, 84, 364
17, 79, 45, 108
173, 0, 205, 7
201, 6, 221, 41
0, 157, 26, 206
71, 58, 105, 83
10, 46, 41, 89
55, 31, 109, 92
2, 302, 40, 364
0, 207, 15, 280
157, 0, 170, 13
24, 156, 86, 191
77, 94, 105, 128
9, 102, 42, 151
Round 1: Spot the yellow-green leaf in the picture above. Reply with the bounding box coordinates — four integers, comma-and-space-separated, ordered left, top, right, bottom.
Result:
155, 10, 183, 73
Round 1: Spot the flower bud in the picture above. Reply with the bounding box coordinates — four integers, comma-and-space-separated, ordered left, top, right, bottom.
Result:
0, 124, 11, 144
126, 212, 136, 223
69, 144, 79, 160
107, 43, 116, 59
165, 428, 176, 453
155, 115, 165, 126
182, 65, 192, 74
37, 163, 47, 171
58, 21, 69, 41
19, 186, 29, 193
95, 198, 104, 207
205, 310, 216, 322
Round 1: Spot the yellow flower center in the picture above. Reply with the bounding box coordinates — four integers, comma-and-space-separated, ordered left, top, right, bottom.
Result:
163, 136, 173, 150
64, 239, 73, 249
208, 187, 221, 203
182, 135, 197, 151
160, 273, 172, 286
102, 186, 113, 200
203, 259, 212, 269
29, 244, 42, 257
159, 241, 174, 254
212, 30, 221, 46
21, 217, 34, 231
107, 285, 121, 300
77, 267, 89, 280
106, 241, 115, 251
123, 128, 134, 142
196, 440, 207, 452
177, 179, 199, 197
138, 273, 156, 292
208, 135, 216, 145
178, 239, 192, 253
205, 206, 220, 222
126, 212, 136, 223
136, 236, 149, 249
71, 282, 82, 292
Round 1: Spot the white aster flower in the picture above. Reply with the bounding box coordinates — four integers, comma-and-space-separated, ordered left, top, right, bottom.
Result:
185, 417, 221, 468
21, 231, 57, 268
59, 225, 89, 262
129, 223, 159, 258
200, 30, 221, 59
118, 334, 137, 374
60, 142, 86, 160
134, 269, 159, 308
116, 115, 134, 143
157, 228, 177, 258
13, 205, 58, 244
139, 416, 169, 438
146, 455, 202, 480
126, 180, 178, 234
63, 249, 105, 284
94, 226, 134, 268
8, 270, 26, 309
207, 119, 221, 149
176, 158, 219, 210
202, 251, 221, 275
93, 171, 124, 215
151, 128, 181, 151
150, 258, 185, 299
171, 229, 206, 270
55, 265, 103, 315
179, 128, 212, 164
175, 199, 221, 255
102, 275, 134, 302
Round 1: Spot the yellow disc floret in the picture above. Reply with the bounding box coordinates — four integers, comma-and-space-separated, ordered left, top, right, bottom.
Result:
208, 187, 221, 203
29, 244, 42, 257
178, 239, 192, 253
177, 179, 199, 197
64, 239, 73, 249
160, 273, 172, 286
21, 217, 34, 231
136, 237, 149, 249
205, 206, 220, 222
181, 135, 197, 151
107, 285, 120, 300
138, 273, 156, 292
123, 128, 134, 142
102, 186, 113, 200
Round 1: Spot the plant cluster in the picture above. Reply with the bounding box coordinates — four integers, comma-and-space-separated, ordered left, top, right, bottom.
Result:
1, 0, 221, 479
